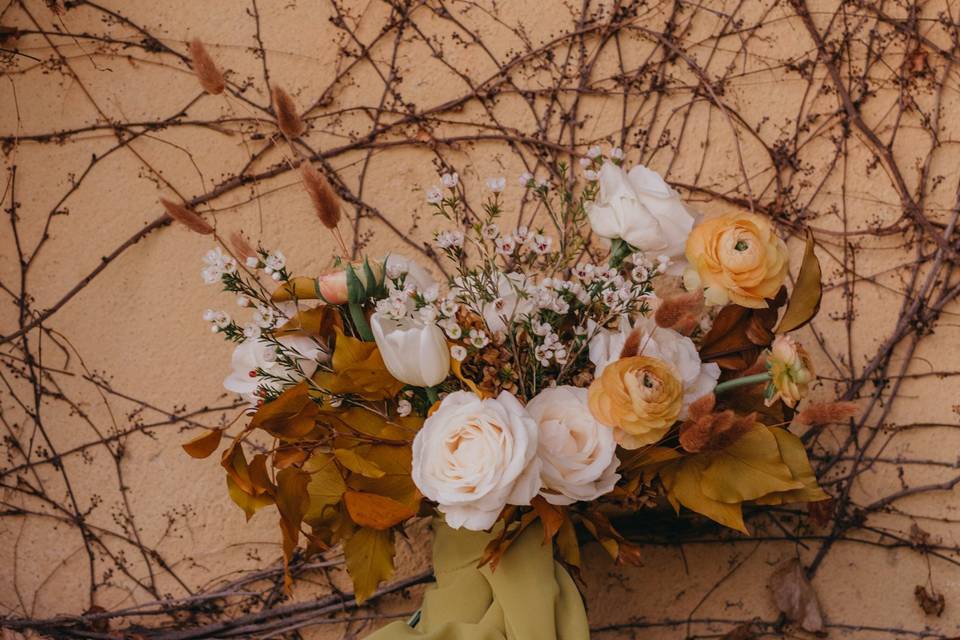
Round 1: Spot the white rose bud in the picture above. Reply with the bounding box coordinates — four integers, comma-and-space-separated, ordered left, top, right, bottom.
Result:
412, 391, 541, 530
370, 312, 450, 388
527, 386, 620, 505
587, 162, 695, 275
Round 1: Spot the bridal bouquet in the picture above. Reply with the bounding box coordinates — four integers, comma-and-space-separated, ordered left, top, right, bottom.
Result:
181, 149, 829, 602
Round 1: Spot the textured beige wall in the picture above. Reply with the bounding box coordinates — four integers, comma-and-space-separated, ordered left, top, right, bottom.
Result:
2, 0, 960, 638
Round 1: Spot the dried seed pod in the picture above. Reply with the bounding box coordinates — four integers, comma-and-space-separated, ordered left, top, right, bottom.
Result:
300, 162, 341, 229
272, 86, 305, 139
229, 231, 256, 261
795, 401, 858, 426
189, 39, 225, 95
160, 197, 214, 235
655, 289, 704, 330
619, 328, 642, 358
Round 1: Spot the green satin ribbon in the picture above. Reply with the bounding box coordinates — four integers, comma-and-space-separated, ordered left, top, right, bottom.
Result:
366, 519, 589, 640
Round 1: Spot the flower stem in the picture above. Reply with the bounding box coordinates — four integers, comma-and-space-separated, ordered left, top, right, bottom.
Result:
348, 302, 374, 341
713, 372, 771, 395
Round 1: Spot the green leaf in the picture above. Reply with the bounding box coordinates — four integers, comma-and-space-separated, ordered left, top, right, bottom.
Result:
777, 230, 822, 334
346, 264, 365, 303
344, 527, 396, 603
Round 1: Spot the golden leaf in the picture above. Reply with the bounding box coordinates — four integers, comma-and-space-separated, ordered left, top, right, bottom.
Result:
776, 230, 822, 334
226, 475, 273, 521
303, 452, 346, 526
313, 329, 404, 400
272, 276, 320, 302
329, 406, 418, 443
661, 456, 748, 534
344, 527, 395, 604
343, 490, 416, 530
182, 428, 222, 458
273, 446, 308, 470
334, 448, 386, 478
698, 426, 804, 503
249, 382, 320, 440
275, 305, 343, 342
753, 428, 829, 505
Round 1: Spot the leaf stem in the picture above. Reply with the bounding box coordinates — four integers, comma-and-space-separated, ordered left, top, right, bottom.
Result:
713, 372, 771, 395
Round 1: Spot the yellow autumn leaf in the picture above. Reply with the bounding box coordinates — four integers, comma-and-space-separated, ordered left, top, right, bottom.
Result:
226, 474, 273, 521
329, 406, 419, 442
776, 230, 822, 334
344, 527, 395, 604
182, 428, 222, 458
698, 426, 805, 503
272, 276, 320, 302
249, 382, 320, 440
334, 448, 386, 478
275, 305, 343, 341
660, 456, 748, 534
303, 452, 346, 526
753, 427, 829, 505
556, 515, 581, 569
313, 328, 404, 400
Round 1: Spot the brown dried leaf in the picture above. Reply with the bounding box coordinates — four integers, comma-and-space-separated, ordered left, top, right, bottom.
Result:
530, 496, 564, 544
807, 498, 834, 528
914, 585, 945, 617
181, 428, 222, 458
769, 558, 824, 632
776, 230, 821, 334
343, 490, 415, 530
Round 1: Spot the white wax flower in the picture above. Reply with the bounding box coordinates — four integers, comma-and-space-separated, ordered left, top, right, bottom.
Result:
412, 391, 541, 530
527, 386, 620, 505
587, 162, 695, 275
588, 317, 719, 419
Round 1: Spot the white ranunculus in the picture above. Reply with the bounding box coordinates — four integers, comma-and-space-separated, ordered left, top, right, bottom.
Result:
370, 311, 450, 388
587, 162, 695, 274
224, 334, 323, 405
588, 317, 719, 418
527, 386, 620, 505
412, 391, 541, 530
482, 271, 535, 334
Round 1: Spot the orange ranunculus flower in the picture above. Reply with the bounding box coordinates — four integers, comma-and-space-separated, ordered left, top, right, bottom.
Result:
587, 356, 683, 449
683, 212, 788, 309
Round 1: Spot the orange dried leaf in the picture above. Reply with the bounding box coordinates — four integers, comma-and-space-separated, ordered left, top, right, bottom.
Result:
182, 428, 222, 458
343, 490, 415, 530
530, 496, 564, 544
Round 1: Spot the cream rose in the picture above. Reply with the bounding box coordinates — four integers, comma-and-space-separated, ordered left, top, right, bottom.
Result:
588, 318, 719, 419
587, 162, 695, 274
412, 391, 541, 530
527, 386, 620, 505
684, 211, 788, 308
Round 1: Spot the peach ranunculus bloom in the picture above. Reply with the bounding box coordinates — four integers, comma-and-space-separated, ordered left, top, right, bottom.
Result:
587, 355, 683, 449
683, 211, 788, 309
765, 335, 814, 408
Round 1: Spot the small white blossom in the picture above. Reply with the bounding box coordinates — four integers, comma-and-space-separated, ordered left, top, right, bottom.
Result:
271, 272, 282, 281
440, 299, 459, 317
584, 169, 599, 182
481, 224, 500, 240
263, 251, 286, 275
495, 236, 516, 255
632, 265, 650, 282
656, 254, 672, 273
203, 309, 217, 322
386, 261, 408, 279
578, 157, 591, 169
397, 399, 413, 417
610, 147, 624, 160
587, 145, 602, 159
486, 176, 506, 192
426, 186, 443, 204
441, 172, 459, 188
418, 305, 439, 323
212, 311, 231, 328
236, 296, 250, 307
450, 345, 467, 362
245, 256, 260, 269
442, 320, 463, 340
531, 234, 552, 254
243, 323, 261, 339
513, 226, 530, 244
519, 171, 534, 187
469, 328, 490, 349
435, 230, 465, 250
535, 177, 550, 189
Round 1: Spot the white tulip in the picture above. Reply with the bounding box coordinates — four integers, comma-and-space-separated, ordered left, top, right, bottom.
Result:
370, 311, 450, 388
587, 162, 695, 275
224, 334, 323, 406
588, 317, 719, 419
412, 391, 541, 530
481, 272, 535, 335
527, 386, 620, 505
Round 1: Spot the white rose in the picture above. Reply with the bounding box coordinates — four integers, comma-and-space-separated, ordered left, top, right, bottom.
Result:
588, 317, 719, 418
224, 334, 322, 405
587, 162, 695, 274
482, 272, 535, 334
527, 386, 620, 505
412, 391, 541, 530
370, 311, 450, 388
